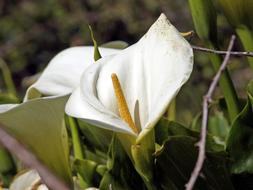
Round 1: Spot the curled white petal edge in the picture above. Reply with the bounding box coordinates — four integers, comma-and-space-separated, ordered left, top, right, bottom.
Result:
66, 13, 193, 139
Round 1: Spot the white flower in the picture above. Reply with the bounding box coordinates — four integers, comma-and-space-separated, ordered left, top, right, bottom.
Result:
65, 13, 193, 141
0, 46, 119, 183
24, 46, 120, 100
9, 170, 48, 190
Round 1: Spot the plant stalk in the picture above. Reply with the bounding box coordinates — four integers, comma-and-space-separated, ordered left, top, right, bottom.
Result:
207, 42, 240, 122
236, 26, 253, 70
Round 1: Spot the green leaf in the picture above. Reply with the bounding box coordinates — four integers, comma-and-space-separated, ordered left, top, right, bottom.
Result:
0, 147, 16, 186
226, 80, 253, 174
0, 58, 17, 97
155, 136, 234, 190
73, 158, 98, 188
217, 0, 252, 29
236, 26, 253, 70
77, 120, 112, 154
155, 117, 224, 151
208, 111, 230, 143
217, 0, 253, 69
191, 110, 230, 147
188, 0, 217, 43
0, 96, 72, 184
0, 93, 19, 104
189, 0, 240, 122
101, 41, 129, 49
99, 135, 145, 190
89, 25, 102, 61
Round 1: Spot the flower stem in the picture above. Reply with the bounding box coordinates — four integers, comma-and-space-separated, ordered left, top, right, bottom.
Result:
236, 26, 253, 70
166, 98, 176, 120
0, 58, 17, 97
68, 117, 88, 188
207, 41, 240, 122
68, 117, 84, 159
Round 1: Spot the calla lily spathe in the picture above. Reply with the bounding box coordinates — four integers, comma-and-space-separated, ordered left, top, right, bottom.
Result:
0, 46, 119, 183
65, 13, 193, 140
24, 46, 120, 100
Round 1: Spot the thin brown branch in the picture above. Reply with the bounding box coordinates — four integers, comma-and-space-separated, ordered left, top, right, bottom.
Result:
0, 124, 70, 190
185, 35, 236, 190
192, 45, 253, 57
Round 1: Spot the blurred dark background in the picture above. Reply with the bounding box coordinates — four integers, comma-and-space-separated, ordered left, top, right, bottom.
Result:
0, 0, 252, 125
0, 0, 191, 87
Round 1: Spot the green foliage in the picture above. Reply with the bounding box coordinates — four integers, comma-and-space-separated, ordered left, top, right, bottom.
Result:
89, 25, 102, 61
0, 96, 72, 185
99, 135, 146, 190
73, 158, 98, 188
188, 0, 241, 123
227, 80, 253, 174
188, 0, 217, 43
0, 1, 253, 189
155, 136, 234, 190
217, 0, 253, 69
0, 147, 16, 186
77, 120, 112, 154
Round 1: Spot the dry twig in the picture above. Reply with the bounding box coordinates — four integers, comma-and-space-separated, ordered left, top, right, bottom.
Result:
0, 124, 70, 190
185, 35, 236, 190
192, 45, 253, 57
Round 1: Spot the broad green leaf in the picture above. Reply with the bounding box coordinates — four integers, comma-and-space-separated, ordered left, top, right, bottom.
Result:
101, 41, 129, 49
99, 135, 145, 190
0, 96, 72, 184
155, 118, 224, 151
190, 110, 230, 147
208, 111, 230, 143
226, 80, 253, 174
188, 0, 217, 42
155, 136, 234, 190
77, 120, 112, 153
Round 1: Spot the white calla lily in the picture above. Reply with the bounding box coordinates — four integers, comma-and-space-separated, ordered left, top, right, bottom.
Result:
66, 13, 193, 141
0, 46, 119, 183
24, 46, 120, 100
9, 170, 48, 190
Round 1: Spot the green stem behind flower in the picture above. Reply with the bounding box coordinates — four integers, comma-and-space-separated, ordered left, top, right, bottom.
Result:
0, 58, 17, 97
68, 117, 88, 188
236, 26, 253, 70
68, 117, 84, 159
166, 98, 176, 121
207, 42, 240, 122
188, 0, 240, 122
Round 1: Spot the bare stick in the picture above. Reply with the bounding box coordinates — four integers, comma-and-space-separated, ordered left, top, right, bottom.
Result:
192, 45, 253, 57
0, 124, 70, 190
185, 35, 236, 190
